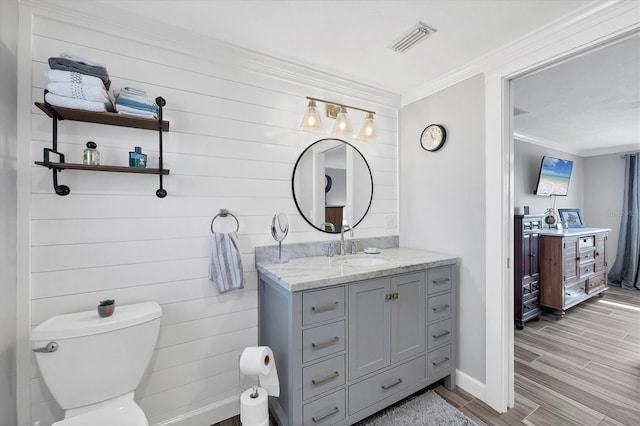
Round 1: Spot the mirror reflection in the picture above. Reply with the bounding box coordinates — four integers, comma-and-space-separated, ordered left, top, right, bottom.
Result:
292, 138, 373, 233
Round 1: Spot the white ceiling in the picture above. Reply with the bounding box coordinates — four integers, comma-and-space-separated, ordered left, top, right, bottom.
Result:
66, 0, 637, 156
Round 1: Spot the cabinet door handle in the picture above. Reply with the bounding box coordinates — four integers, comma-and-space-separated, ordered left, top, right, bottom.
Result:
381, 377, 403, 390
432, 330, 450, 339
311, 336, 339, 350
311, 371, 340, 386
311, 302, 339, 313
432, 356, 450, 367
311, 406, 340, 423
432, 277, 450, 284
432, 304, 450, 313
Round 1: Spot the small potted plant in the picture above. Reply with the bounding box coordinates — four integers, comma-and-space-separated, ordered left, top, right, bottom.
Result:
97, 299, 115, 318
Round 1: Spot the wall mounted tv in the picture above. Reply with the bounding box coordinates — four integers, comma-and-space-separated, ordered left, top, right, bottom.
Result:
534, 156, 574, 196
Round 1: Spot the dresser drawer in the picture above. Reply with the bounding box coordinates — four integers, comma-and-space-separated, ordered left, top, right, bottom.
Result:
427, 318, 452, 349
302, 389, 345, 425
303, 287, 345, 326
580, 262, 596, 278
523, 280, 540, 297
348, 355, 425, 415
578, 249, 596, 264
427, 292, 451, 323
427, 266, 452, 294
303, 321, 345, 363
427, 345, 452, 380
302, 355, 345, 401
586, 273, 606, 294
579, 236, 595, 248
563, 281, 586, 306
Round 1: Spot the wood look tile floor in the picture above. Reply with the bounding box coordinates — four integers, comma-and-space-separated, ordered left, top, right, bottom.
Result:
214, 286, 640, 426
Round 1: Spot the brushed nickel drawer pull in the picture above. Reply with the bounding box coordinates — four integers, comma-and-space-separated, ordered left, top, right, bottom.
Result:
432, 304, 450, 313
311, 371, 340, 386
432, 356, 450, 367
433, 330, 450, 339
311, 336, 339, 350
381, 377, 403, 390
311, 302, 339, 313
311, 406, 340, 423
432, 277, 450, 284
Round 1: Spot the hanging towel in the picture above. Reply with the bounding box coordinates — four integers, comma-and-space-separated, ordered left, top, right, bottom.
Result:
209, 231, 245, 294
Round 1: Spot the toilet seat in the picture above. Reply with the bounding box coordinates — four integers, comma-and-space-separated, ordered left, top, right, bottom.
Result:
53, 398, 148, 426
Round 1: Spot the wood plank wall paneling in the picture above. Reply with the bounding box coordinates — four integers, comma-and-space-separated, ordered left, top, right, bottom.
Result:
27, 11, 398, 426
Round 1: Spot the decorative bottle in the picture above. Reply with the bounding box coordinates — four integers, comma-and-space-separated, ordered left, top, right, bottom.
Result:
83, 141, 100, 165
129, 146, 147, 168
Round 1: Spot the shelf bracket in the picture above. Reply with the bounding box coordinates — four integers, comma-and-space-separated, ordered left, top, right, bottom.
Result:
155, 96, 167, 198
43, 100, 71, 196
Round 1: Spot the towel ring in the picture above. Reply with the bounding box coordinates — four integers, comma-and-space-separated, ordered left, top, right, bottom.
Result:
211, 209, 239, 233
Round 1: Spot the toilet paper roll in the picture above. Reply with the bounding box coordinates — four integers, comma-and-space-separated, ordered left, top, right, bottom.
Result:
239, 346, 280, 397
240, 387, 269, 426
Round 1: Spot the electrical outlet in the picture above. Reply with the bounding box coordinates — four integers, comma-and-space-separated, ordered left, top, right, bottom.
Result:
385, 215, 396, 229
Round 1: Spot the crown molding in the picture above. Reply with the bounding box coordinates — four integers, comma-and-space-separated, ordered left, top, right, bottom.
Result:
22, 0, 400, 109
513, 131, 581, 156
402, 0, 640, 106
580, 143, 640, 157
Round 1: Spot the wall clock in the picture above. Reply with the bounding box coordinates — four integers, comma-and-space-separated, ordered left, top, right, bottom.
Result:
420, 124, 446, 152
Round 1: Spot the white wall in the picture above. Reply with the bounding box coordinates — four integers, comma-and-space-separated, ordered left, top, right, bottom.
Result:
399, 74, 486, 384
514, 139, 584, 218
0, 1, 19, 425
583, 153, 626, 270
19, 5, 399, 426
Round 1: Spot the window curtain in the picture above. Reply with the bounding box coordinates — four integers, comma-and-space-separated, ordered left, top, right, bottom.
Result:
608, 152, 640, 289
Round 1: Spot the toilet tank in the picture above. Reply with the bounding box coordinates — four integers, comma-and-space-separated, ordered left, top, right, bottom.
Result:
31, 302, 162, 410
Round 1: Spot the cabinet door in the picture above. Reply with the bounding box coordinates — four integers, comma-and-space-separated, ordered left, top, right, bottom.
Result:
390, 273, 426, 364
529, 233, 540, 277
349, 278, 390, 380
563, 237, 579, 282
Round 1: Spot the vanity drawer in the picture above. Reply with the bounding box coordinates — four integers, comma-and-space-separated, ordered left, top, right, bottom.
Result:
303, 287, 345, 326
427, 292, 451, 323
302, 355, 345, 401
563, 281, 586, 306
579, 236, 595, 248
427, 266, 452, 294
427, 318, 452, 350
349, 355, 425, 415
579, 262, 596, 278
586, 273, 606, 294
303, 321, 345, 363
427, 345, 452, 381
302, 389, 345, 425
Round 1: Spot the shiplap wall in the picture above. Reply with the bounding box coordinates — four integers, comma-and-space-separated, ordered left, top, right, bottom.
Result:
24, 7, 399, 426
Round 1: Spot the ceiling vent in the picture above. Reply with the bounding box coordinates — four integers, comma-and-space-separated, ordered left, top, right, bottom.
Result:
389, 22, 437, 53
514, 106, 529, 116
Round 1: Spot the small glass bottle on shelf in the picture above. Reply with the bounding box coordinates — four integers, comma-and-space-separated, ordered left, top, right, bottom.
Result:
128, 146, 147, 168
83, 141, 100, 165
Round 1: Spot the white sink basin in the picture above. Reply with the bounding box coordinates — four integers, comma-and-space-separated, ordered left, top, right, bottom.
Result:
332, 255, 391, 267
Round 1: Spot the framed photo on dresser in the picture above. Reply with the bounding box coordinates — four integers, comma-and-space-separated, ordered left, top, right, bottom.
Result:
558, 208, 585, 228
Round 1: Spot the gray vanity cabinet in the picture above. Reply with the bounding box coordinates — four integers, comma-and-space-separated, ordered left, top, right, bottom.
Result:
258, 264, 455, 426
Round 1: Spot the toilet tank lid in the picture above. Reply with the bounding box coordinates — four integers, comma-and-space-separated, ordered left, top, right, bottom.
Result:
31, 301, 162, 341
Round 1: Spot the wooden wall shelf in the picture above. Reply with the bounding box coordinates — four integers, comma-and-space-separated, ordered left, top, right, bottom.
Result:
35, 161, 170, 175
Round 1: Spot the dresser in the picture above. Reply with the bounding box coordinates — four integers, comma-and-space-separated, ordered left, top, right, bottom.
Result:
257, 249, 457, 425
539, 228, 610, 317
514, 214, 544, 329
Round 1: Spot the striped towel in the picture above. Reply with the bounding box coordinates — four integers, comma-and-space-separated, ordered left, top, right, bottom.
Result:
209, 231, 244, 294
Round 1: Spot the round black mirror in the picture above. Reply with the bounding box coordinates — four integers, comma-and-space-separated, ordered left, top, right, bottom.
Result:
291, 138, 373, 233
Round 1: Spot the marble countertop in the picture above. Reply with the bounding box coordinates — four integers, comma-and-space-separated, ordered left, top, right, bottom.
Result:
256, 247, 458, 292
538, 227, 611, 237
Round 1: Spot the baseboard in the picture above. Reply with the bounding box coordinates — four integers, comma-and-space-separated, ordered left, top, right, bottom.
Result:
455, 369, 486, 402
152, 395, 239, 426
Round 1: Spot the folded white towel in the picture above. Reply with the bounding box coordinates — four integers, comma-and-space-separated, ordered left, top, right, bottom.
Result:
46, 69, 105, 88
47, 82, 109, 103
115, 104, 157, 118
209, 231, 245, 294
45, 92, 108, 112
60, 52, 107, 69
121, 86, 148, 97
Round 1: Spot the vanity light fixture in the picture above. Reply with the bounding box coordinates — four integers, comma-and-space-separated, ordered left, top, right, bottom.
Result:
301, 96, 377, 139
299, 99, 322, 130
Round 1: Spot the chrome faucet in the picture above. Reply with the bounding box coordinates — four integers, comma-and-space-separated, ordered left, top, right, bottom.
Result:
320, 222, 336, 232
340, 224, 354, 255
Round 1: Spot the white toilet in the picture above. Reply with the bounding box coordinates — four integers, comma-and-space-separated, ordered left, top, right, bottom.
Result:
31, 301, 162, 426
